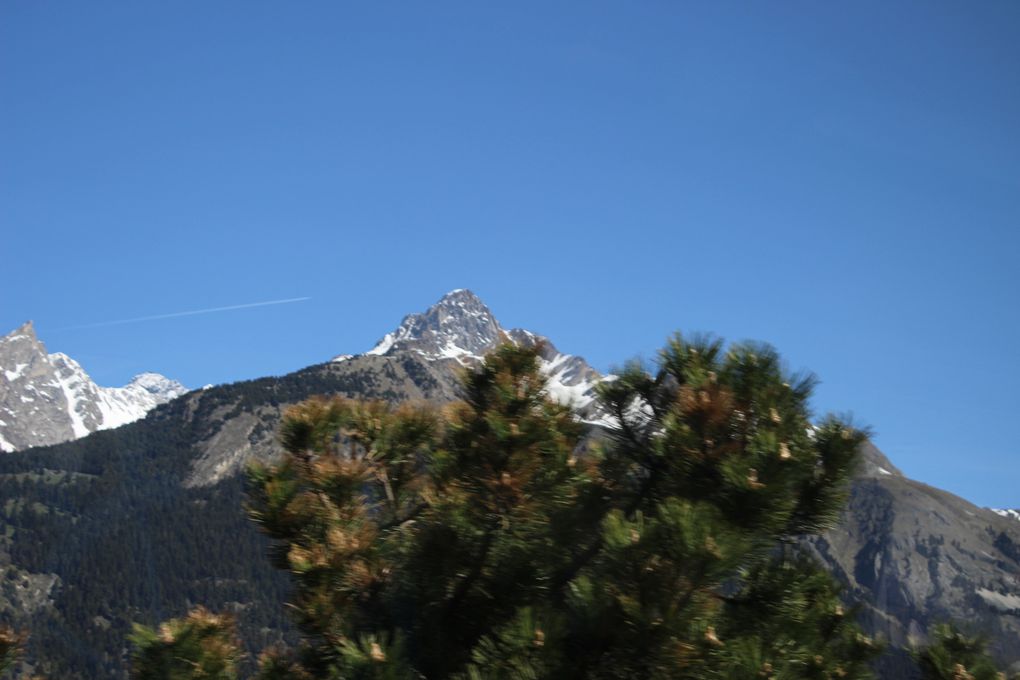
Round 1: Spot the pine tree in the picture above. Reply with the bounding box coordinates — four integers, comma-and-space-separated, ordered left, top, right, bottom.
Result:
0, 627, 23, 676
241, 338, 879, 678
129, 607, 241, 679
246, 343, 594, 678
915, 623, 1016, 680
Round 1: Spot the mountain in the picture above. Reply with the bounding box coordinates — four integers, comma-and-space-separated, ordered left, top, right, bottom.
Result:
0, 291, 1017, 677
358, 288, 607, 422
0, 322, 188, 452
805, 444, 1020, 674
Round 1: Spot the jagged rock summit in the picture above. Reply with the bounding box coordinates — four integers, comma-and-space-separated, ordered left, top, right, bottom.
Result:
354, 289, 606, 417
366, 289, 504, 362
0, 321, 188, 451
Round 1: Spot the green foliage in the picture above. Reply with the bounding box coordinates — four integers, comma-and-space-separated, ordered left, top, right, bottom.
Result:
915, 623, 1016, 680
130, 607, 241, 679
248, 344, 592, 678
710, 555, 880, 679
248, 338, 879, 678
0, 626, 24, 676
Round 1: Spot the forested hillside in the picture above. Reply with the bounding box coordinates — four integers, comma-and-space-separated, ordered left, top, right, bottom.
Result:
0, 354, 461, 677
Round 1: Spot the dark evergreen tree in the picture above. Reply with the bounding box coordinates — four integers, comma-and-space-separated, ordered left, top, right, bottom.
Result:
129, 607, 241, 679
0, 627, 23, 676
915, 623, 1016, 680
234, 338, 879, 679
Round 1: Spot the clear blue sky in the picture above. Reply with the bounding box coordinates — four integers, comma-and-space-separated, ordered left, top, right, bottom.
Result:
2, 2, 1017, 507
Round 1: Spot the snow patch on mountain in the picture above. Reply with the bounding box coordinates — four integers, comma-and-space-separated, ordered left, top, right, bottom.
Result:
992, 509, 1020, 523
4, 363, 28, 382
49, 353, 94, 438
541, 354, 598, 410
975, 587, 1020, 612
366, 333, 398, 357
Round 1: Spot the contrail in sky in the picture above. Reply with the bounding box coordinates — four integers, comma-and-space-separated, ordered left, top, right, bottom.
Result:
59, 297, 311, 330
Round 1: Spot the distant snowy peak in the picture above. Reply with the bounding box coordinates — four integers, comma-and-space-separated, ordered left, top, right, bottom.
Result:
0, 321, 188, 452
357, 290, 608, 419
96, 372, 188, 431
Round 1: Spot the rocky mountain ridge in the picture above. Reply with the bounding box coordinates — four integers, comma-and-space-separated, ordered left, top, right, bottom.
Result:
354, 288, 607, 421
0, 322, 187, 452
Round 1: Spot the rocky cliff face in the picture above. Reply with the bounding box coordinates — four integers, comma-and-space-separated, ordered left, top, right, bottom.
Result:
808, 467, 1020, 672
0, 322, 187, 451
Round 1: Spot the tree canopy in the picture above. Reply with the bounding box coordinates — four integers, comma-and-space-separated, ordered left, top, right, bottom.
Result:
125, 338, 1020, 679
233, 338, 879, 679
130, 608, 242, 679
914, 623, 1018, 680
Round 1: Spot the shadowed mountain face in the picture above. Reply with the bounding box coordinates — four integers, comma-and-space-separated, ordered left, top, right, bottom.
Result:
807, 467, 1020, 674
0, 290, 1016, 677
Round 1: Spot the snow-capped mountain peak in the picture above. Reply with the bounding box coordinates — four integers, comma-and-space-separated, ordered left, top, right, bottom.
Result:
353, 290, 609, 421
0, 322, 188, 451
366, 289, 503, 364
95, 372, 188, 430
125, 372, 188, 397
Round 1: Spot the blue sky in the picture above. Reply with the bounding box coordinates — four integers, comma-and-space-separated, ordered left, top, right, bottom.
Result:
2, 2, 1017, 507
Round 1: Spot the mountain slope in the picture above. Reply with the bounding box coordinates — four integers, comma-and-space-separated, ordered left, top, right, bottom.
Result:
0, 322, 187, 452
808, 459, 1020, 672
